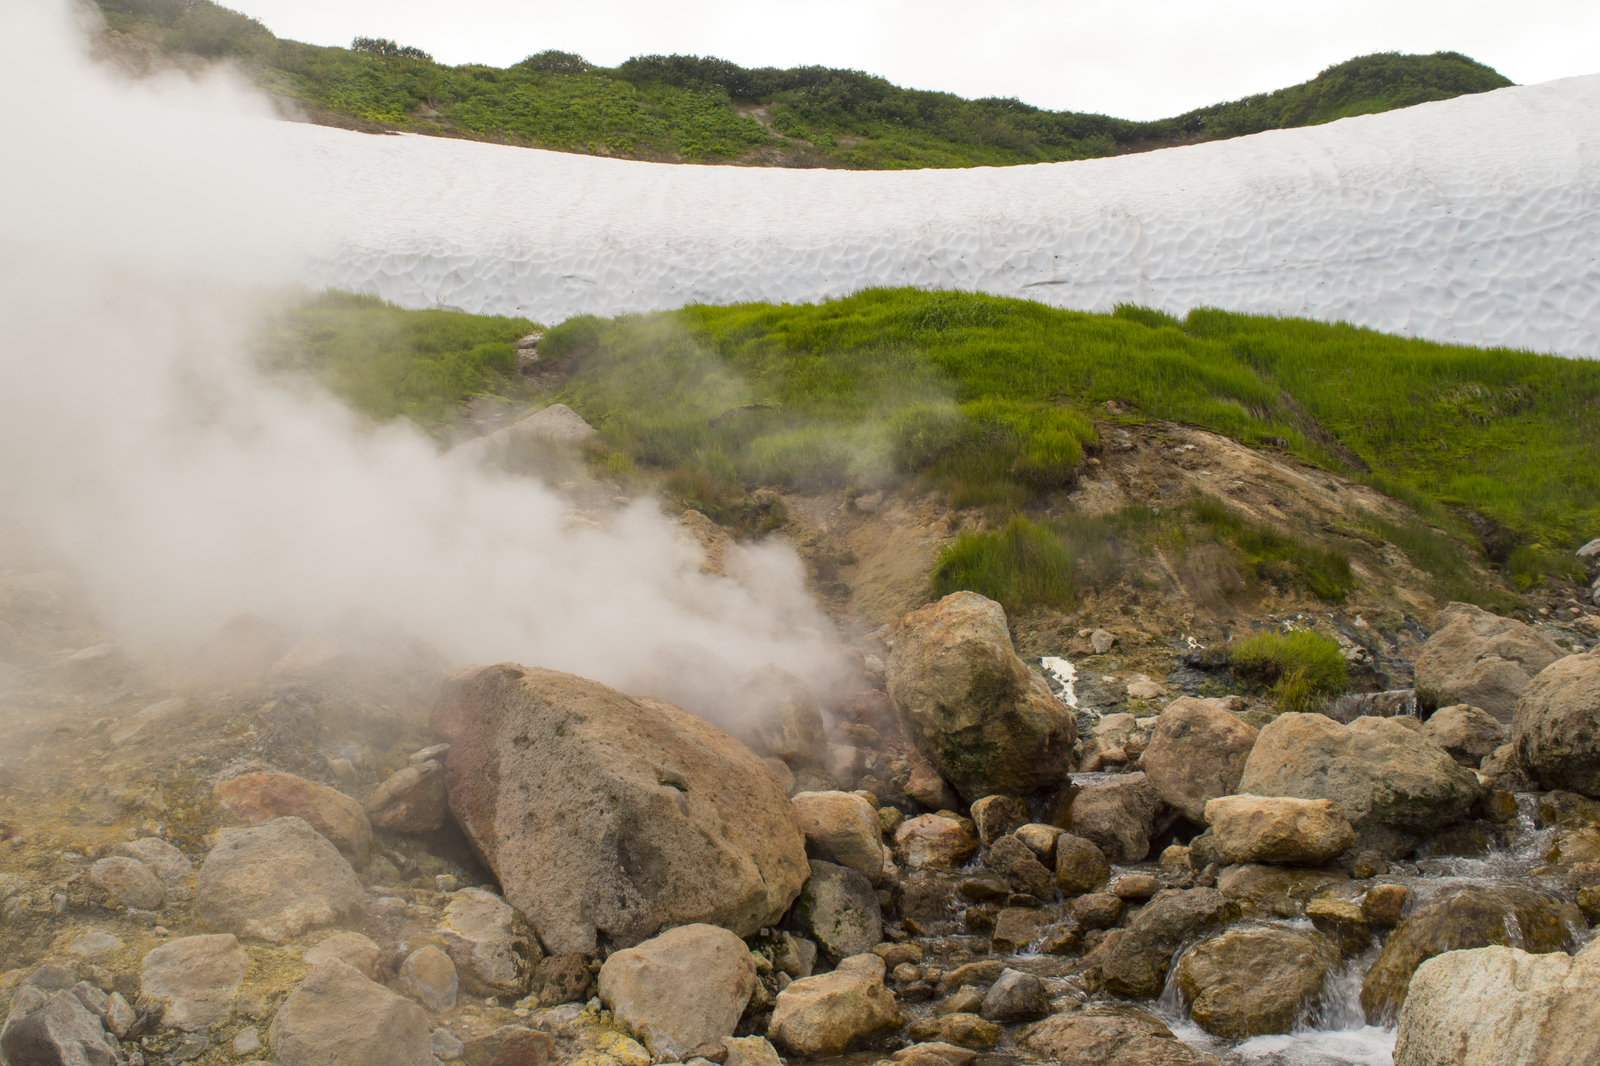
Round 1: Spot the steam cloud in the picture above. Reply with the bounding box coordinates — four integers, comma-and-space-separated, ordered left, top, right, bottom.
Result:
0, 1, 838, 689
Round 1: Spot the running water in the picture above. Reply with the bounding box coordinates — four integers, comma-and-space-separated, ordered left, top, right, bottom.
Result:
1040, 656, 1079, 708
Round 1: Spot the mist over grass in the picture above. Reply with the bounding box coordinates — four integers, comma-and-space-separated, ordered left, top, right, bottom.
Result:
266, 287, 1600, 613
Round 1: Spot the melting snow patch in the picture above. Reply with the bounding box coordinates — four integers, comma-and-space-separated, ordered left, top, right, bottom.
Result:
1040, 656, 1078, 707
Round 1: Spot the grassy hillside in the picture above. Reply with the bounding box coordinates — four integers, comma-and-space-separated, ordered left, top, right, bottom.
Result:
259, 289, 1598, 612
96, 0, 1512, 168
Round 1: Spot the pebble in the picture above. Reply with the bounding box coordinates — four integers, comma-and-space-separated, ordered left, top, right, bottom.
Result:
233, 1027, 262, 1054
432, 1028, 465, 1061
67, 931, 122, 957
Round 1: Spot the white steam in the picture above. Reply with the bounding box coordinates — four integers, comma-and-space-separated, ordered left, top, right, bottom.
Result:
0, 2, 837, 688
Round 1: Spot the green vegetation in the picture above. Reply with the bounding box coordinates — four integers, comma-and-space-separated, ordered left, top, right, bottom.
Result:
99, 1, 1511, 169
261, 286, 1600, 611
1229, 630, 1350, 712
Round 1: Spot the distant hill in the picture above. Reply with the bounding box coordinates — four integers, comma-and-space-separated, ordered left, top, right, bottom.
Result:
95, 0, 1513, 168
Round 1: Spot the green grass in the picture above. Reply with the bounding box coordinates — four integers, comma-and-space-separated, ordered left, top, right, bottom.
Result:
1229, 630, 1350, 711
1189, 495, 1355, 603
100, 3, 1510, 170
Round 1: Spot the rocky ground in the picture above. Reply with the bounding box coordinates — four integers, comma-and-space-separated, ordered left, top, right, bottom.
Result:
3, 429, 1600, 1066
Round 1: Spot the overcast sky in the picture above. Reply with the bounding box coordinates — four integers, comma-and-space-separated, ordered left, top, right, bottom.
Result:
230, 0, 1600, 120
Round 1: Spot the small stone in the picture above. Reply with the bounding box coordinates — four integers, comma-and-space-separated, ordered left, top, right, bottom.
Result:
401, 946, 459, 1011
1013, 823, 1064, 860
526, 954, 594, 1007
67, 931, 122, 958
234, 1026, 262, 1054
895, 814, 977, 870
304, 932, 385, 981
411, 743, 451, 765
1072, 893, 1125, 929
365, 762, 449, 833
792, 860, 882, 962
214, 771, 373, 861
970, 796, 1030, 846
1090, 630, 1116, 654
167, 1029, 211, 1062
1054, 833, 1111, 895
933, 1013, 1001, 1050
104, 991, 137, 1037
990, 908, 1049, 953
432, 1028, 464, 1061
1112, 874, 1160, 901
1306, 897, 1373, 957
440, 887, 536, 996
113, 838, 193, 897
978, 969, 1048, 1022
768, 954, 900, 1058
195, 816, 364, 943
88, 856, 164, 910
1361, 884, 1410, 928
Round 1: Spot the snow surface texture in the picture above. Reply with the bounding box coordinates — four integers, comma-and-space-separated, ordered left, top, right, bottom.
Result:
289, 74, 1600, 357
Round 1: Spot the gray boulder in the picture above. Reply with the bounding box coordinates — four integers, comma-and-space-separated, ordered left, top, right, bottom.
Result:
431, 664, 808, 954
0, 988, 123, 1066
1512, 648, 1600, 798
195, 817, 364, 943
886, 592, 1075, 801
1414, 602, 1566, 721
791, 860, 882, 963
1237, 713, 1479, 837
1143, 697, 1259, 823
598, 924, 757, 1061
269, 960, 431, 1066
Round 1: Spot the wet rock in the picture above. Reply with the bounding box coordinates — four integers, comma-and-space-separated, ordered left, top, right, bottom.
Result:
462, 1025, 554, 1066
793, 791, 889, 884
526, 954, 594, 1007
1395, 939, 1600, 1066
1537, 789, 1600, 829
141, 934, 248, 1030
1021, 1013, 1220, 1065
1054, 833, 1111, 895
304, 932, 384, 981
1361, 883, 1410, 928
1142, 697, 1259, 823
1113, 874, 1160, 901
1102, 888, 1242, 998
1014, 823, 1064, 860
1060, 773, 1159, 863
768, 954, 900, 1058
1544, 827, 1600, 864
1072, 893, 1125, 929
982, 833, 1033, 869
958, 872, 1010, 901
792, 860, 882, 963
1006, 857, 1055, 901
400, 945, 458, 1012
1513, 648, 1600, 797
1419, 704, 1506, 767
364, 761, 448, 833
978, 969, 1048, 1022
1203, 795, 1356, 866
112, 838, 192, 899
894, 814, 977, 870
724, 1035, 783, 1066
0, 988, 122, 1066
1306, 897, 1372, 956
925, 1013, 999, 1051
890, 1041, 976, 1066
88, 856, 163, 910
195, 816, 364, 942
1237, 713, 1480, 836
990, 908, 1049, 953
269, 960, 430, 1066
1478, 743, 1537, 792
1360, 884, 1585, 1021
598, 924, 757, 1061
970, 796, 1030, 846
1414, 602, 1567, 721
439, 887, 536, 997
1177, 925, 1335, 1039
1215, 864, 1349, 919
432, 665, 808, 954
214, 771, 373, 862
886, 592, 1075, 801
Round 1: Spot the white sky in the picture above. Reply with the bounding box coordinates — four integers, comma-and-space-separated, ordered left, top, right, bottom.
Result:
232, 0, 1600, 120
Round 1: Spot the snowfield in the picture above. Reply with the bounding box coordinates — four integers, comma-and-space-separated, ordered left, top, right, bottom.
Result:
288, 74, 1600, 357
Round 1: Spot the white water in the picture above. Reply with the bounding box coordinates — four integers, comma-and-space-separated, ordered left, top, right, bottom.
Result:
1040, 655, 1079, 708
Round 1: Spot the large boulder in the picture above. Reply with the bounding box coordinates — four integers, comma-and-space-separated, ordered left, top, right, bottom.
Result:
194, 817, 364, 943
769, 954, 901, 1058
1059, 773, 1159, 864
1360, 885, 1584, 1022
1414, 602, 1566, 722
1237, 713, 1479, 837
269, 960, 431, 1066
1203, 795, 1356, 867
598, 924, 757, 1062
1394, 939, 1600, 1066
214, 771, 373, 862
1512, 649, 1600, 797
791, 860, 882, 963
140, 934, 248, 1030
431, 664, 809, 954
1176, 926, 1335, 1038
792, 791, 888, 884
886, 592, 1075, 801
1102, 888, 1242, 998
1419, 705, 1506, 768
1143, 698, 1259, 823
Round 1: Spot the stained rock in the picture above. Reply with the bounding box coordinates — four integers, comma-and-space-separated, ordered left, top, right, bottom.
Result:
1143, 697, 1259, 823
970, 796, 1030, 846
990, 909, 1049, 954
1054, 833, 1111, 896
598, 924, 757, 1061
194, 816, 364, 942
768, 954, 901, 1058
269, 960, 431, 1066
1360, 884, 1584, 1021
87, 856, 163, 910
1176, 925, 1335, 1038
886, 592, 1075, 801
1102, 888, 1242, 998
1395, 939, 1600, 1066
1414, 602, 1567, 722
793, 791, 889, 884
894, 815, 977, 870
526, 954, 594, 1007
1512, 648, 1600, 798
214, 771, 373, 862
1060, 773, 1159, 864
140, 934, 248, 1030
1306, 897, 1372, 957
401, 946, 459, 1012
1203, 795, 1356, 867
1021, 1013, 1220, 1065
1215, 865, 1349, 919
112, 838, 192, 899
438, 887, 536, 997
792, 860, 882, 963
1237, 713, 1479, 836
1072, 893, 1125, 929
432, 664, 808, 954
462, 1025, 554, 1066
365, 761, 449, 833
1013, 823, 1064, 861
1361, 884, 1410, 928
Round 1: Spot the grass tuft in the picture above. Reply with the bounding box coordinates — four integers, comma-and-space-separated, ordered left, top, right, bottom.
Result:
1230, 630, 1350, 705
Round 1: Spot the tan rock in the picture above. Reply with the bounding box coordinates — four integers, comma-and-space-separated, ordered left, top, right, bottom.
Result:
88, 856, 163, 910
400, 945, 458, 1012
769, 954, 901, 1058
303, 932, 383, 981
793, 791, 888, 884
1513, 648, 1600, 798
895, 814, 977, 870
214, 771, 372, 862
1415, 602, 1566, 722
364, 761, 448, 833
1054, 832, 1111, 895
1177, 926, 1335, 1039
269, 960, 430, 1066
439, 887, 537, 996
1143, 697, 1259, 823
140, 934, 248, 1030
194, 816, 364, 943
1203, 795, 1356, 866
1061, 773, 1159, 863
599, 925, 757, 1061
1419, 704, 1506, 767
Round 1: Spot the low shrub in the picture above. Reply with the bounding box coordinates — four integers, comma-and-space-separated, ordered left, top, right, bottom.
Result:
930, 517, 1075, 611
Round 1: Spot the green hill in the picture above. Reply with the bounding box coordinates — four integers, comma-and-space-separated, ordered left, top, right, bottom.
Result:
96, 0, 1512, 168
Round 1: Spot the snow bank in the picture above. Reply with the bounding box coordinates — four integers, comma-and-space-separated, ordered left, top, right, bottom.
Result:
285, 74, 1600, 356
